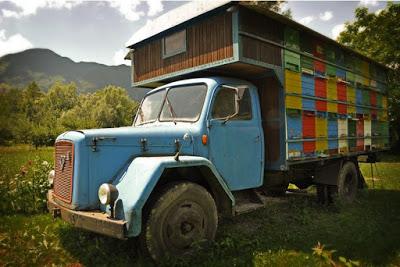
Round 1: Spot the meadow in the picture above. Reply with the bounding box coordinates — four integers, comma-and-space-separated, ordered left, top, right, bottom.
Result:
0, 145, 399, 266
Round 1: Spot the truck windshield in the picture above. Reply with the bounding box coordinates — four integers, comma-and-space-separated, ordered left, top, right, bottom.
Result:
134, 84, 207, 125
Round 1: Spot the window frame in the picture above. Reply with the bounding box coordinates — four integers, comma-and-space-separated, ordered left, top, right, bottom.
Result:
161, 29, 187, 59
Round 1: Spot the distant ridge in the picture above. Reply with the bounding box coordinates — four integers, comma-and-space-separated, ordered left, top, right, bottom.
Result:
0, 48, 149, 101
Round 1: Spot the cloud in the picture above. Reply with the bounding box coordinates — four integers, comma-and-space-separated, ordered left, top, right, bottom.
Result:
0, 0, 82, 19
147, 0, 163, 17
319, 11, 333, 21
0, 30, 33, 57
331, 24, 345, 40
112, 48, 129, 66
298, 16, 315, 25
109, 0, 144, 21
359, 0, 378, 6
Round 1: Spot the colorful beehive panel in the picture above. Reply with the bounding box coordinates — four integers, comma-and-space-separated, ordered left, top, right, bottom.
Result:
285, 70, 302, 94
284, 50, 301, 72
344, 54, 355, 71
356, 115, 364, 151
327, 101, 337, 113
316, 100, 327, 112
286, 109, 302, 139
347, 85, 356, 104
326, 45, 335, 62
316, 112, 327, 137
362, 89, 370, 106
346, 71, 355, 85
288, 141, 302, 159
370, 91, 377, 107
313, 40, 325, 58
356, 88, 363, 105
301, 56, 314, 75
326, 64, 336, 77
328, 113, 338, 155
348, 104, 356, 115
338, 117, 348, 153
301, 73, 314, 96
302, 98, 315, 111
302, 111, 316, 138
284, 27, 300, 50
376, 93, 382, 108
315, 77, 327, 98
303, 140, 316, 156
316, 139, 328, 156
314, 60, 326, 75
336, 68, 346, 80
382, 95, 388, 109
336, 49, 345, 67
286, 95, 302, 109
327, 79, 337, 100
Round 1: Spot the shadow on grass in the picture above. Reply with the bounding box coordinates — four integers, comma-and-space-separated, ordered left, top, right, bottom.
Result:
58, 189, 400, 266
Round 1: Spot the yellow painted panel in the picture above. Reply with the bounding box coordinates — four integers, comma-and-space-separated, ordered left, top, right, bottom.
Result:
285, 70, 302, 94
327, 102, 337, 113
286, 95, 302, 109
327, 79, 337, 100
347, 85, 356, 104
382, 96, 388, 108
316, 139, 328, 153
348, 104, 356, 114
316, 117, 327, 137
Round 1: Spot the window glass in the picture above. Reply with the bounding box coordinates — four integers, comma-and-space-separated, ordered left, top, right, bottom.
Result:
159, 84, 207, 122
211, 87, 252, 120
163, 30, 186, 58
135, 90, 165, 125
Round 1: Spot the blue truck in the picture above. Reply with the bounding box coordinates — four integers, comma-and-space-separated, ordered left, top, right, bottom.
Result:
47, 1, 389, 261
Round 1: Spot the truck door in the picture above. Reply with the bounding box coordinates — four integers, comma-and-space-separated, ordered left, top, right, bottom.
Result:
208, 86, 263, 190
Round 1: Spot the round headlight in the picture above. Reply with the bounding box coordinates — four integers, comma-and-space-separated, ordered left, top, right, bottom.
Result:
48, 170, 55, 186
98, 183, 119, 205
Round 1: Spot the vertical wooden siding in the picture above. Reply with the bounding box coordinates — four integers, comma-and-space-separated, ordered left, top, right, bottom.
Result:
133, 12, 233, 83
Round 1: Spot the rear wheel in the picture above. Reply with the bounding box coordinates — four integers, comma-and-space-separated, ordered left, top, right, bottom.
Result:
337, 161, 359, 203
140, 182, 218, 261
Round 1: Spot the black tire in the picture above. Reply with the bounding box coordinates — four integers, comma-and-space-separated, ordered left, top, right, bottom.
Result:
337, 161, 359, 203
140, 182, 218, 261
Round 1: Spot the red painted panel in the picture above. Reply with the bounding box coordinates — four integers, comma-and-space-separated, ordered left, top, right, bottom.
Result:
314, 60, 325, 74
338, 103, 347, 114
303, 140, 316, 153
302, 111, 316, 138
357, 139, 364, 151
316, 100, 327, 112
315, 77, 327, 98
370, 91, 377, 106
356, 115, 364, 137
337, 82, 347, 101
371, 109, 378, 120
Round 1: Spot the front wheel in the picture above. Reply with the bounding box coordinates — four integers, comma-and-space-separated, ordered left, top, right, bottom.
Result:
140, 182, 218, 261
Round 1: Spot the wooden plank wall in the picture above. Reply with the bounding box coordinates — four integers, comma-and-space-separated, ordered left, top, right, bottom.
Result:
239, 8, 283, 67
133, 12, 233, 83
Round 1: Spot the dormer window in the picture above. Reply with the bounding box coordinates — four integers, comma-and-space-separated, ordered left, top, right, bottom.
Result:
162, 29, 187, 58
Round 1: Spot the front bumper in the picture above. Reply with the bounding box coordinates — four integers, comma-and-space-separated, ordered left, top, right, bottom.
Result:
47, 190, 127, 239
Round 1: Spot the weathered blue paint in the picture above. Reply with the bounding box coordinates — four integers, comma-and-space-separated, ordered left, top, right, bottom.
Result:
110, 156, 235, 237
56, 77, 266, 236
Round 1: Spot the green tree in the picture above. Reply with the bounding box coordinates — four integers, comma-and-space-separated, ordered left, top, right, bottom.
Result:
242, 1, 292, 18
338, 3, 400, 150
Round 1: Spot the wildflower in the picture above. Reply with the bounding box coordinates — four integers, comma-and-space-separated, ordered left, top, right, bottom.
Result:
42, 161, 49, 167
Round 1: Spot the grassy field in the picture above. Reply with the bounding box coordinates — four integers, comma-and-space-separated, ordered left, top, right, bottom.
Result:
0, 146, 399, 266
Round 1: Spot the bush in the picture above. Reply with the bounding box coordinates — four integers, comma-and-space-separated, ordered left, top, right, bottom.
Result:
0, 158, 52, 214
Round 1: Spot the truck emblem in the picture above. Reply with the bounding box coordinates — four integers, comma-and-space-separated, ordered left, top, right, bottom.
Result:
59, 152, 71, 171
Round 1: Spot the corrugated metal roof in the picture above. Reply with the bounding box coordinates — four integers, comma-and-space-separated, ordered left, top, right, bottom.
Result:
126, 0, 230, 48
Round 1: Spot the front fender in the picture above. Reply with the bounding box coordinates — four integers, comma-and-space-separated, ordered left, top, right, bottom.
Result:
112, 156, 235, 237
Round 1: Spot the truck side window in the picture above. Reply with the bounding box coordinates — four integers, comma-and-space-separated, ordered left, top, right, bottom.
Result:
211, 87, 252, 120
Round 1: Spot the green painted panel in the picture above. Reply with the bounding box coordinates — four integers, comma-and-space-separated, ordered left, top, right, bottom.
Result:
284, 50, 300, 72
326, 45, 335, 62
348, 120, 357, 137
326, 64, 336, 77
301, 56, 314, 74
346, 71, 355, 84
362, 90, 370, 106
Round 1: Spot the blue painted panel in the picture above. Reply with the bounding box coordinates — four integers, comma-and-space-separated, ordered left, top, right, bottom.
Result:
287, 113, 302, 139
301, 74, 315, 96
328, 118, 338, 137
356, 106, 363, 114
328, 139, 338, 149
336, 68, 346, 80
288, 142, 302, 156
356, 88, 363, 105
302, 98, 315, 111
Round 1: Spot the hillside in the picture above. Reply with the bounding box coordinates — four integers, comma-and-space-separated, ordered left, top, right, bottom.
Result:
0, 48, 149, 101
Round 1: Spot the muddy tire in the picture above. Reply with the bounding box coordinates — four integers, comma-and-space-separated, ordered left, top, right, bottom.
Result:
337, 161, 358, 203
140, 182, 218, 261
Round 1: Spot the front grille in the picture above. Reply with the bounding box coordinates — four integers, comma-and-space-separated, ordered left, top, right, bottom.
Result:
54, 141, 74, 203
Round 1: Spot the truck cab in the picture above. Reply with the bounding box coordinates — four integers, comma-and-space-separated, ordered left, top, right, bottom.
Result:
47, 77, 272, 260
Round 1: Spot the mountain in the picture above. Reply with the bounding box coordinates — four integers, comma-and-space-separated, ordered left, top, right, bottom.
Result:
0, 48, 149, 101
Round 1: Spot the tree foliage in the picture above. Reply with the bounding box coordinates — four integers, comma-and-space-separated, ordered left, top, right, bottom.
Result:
0, 82, 139, 147
338, 3, 400, 150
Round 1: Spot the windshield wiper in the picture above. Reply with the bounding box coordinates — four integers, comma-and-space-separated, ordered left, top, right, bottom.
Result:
165, 96, 177, 125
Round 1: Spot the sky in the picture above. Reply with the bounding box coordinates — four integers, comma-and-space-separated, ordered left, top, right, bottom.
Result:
0, 0, 391, 66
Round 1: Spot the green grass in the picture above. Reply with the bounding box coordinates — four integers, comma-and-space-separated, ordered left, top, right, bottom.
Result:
0, 146, 399, 266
